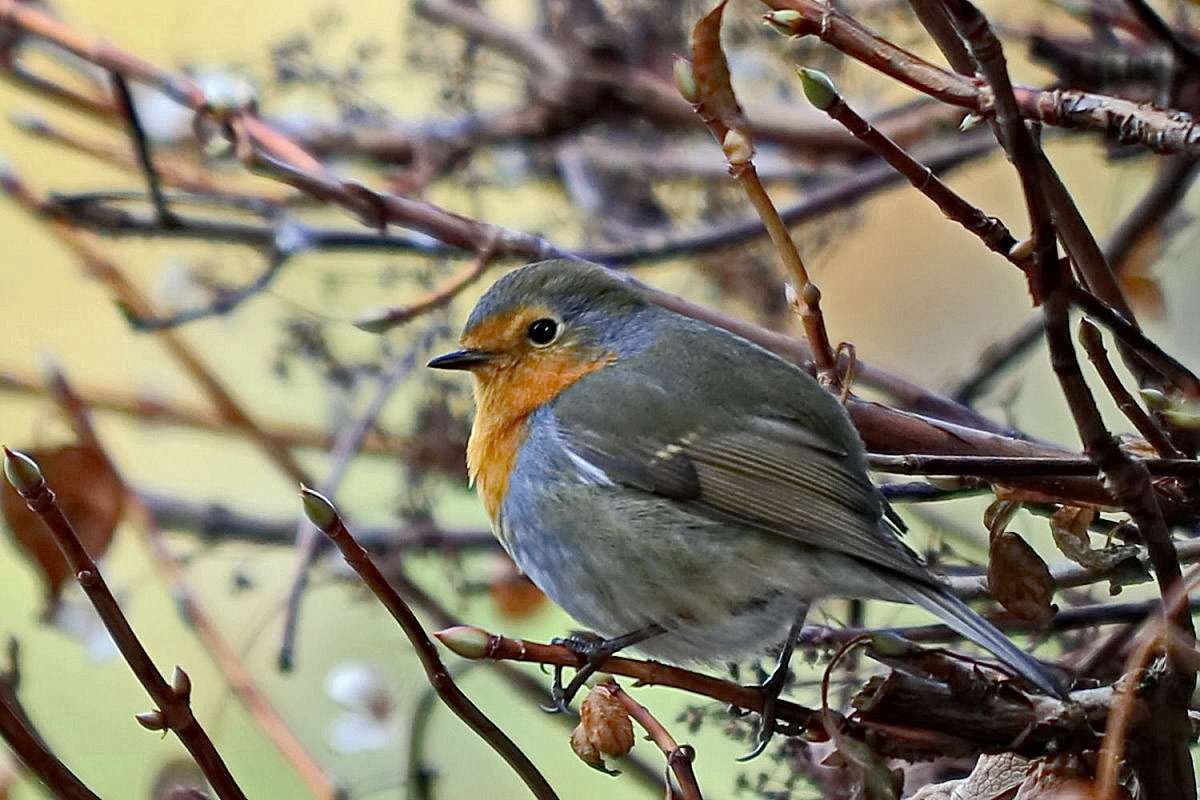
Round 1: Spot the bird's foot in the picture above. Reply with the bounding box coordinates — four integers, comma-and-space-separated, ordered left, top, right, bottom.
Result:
738, 661, 793, 761
739, 603, 808, 760
545, 625, 664, 713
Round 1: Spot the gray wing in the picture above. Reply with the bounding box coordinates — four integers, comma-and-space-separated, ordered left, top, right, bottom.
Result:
551, 334, 934, 584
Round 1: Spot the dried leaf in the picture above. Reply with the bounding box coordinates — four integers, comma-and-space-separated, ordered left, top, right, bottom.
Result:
570, 683, 634, 772
908, 753, 1030, 800
1013, 754, 1092, 799
988, 531, 1055, 624
0, 443, 124, 616
821, 725, 902, 800
1051, 506, 1142, 572
688, 0, 749, 146
983, 498, 1022, 536
1050, 506, 1094, 565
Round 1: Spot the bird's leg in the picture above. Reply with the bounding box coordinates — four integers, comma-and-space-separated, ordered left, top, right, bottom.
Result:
547, 623, 665, 712
739, 601, 810, 761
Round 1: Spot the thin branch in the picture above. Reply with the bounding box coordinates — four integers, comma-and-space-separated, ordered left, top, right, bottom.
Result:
0, 640, 101, 800
868, 453, 1200, 477
602, 679, 703, 800
299, 488, 560, 800
1078, 319, 1184, 458
2, 448, 249, 800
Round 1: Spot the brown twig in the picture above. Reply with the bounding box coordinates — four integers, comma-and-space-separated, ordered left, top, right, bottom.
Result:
0, 640, 101, 800
1078, 320, 1184, 458
435, 625, 809, 722
867, 452, 1200, 477
2, 448, 249, 800
795, 67, 1020, 262
940, 3, 1194, 797
1095, 564, 1200, 800
299, 488, 560, 800
762, 0, 1200, 155
686, 1, 838, 384
601, 679, 703, 800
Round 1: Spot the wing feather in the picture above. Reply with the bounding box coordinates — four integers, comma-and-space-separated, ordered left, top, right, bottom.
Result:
553, 361, 931, 582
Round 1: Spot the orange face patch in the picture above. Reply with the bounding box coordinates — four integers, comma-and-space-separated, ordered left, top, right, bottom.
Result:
459, 307, 615, 534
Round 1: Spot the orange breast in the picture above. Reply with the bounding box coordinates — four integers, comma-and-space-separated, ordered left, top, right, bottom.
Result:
467, 348, 615, 538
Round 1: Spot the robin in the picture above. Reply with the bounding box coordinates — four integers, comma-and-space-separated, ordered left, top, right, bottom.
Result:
428, 258, 1065, 752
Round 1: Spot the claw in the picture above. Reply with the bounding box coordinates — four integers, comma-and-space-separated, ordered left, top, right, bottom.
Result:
737, 660, 791, 760
540, 625, 665, 714
738, 601, 809, 760
542, 664, 573, 713
738, 732, 773, 762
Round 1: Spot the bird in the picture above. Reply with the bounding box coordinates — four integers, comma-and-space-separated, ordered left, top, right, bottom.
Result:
428, 258, 1065, 752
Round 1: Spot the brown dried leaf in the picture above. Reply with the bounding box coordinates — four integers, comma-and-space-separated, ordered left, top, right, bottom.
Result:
983, 498, 1022, 536
1050, 505, 1141, 573
988, 531, 1055, 624
688, 0, 749, 144
0, 443, 124, 616
1050, 506, 1095, 565
821, 725, 902, 800
570, 683, 634, 771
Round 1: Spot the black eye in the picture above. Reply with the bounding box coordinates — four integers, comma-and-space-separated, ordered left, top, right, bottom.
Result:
526, 318, 559, 345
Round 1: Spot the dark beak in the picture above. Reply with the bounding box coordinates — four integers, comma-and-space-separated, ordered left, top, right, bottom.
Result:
427, 348, 496, 371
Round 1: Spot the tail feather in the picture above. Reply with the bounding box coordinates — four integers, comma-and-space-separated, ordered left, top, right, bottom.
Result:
889, 580, 1067, 699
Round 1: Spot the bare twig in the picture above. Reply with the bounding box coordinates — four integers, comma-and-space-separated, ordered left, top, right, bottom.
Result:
1078, 319, 1184, 458
0, 640, 101, 800
602, 679, 703, 800
299, 488, 560, 800
687, 1, 838, 383
2, 448, 249, 800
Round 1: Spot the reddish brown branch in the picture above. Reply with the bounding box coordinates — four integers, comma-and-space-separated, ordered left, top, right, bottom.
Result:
602, 679, 703, 800
300, 488, 560, 800
0, 641, 100, 800
2, 448, 249, 800
762, 0, 1200, 154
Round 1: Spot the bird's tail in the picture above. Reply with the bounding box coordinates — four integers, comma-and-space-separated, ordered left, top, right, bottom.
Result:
887, 580, 1067, 699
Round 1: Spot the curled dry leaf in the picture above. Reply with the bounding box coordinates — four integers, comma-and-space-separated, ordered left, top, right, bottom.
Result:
1013, 754, 1093, 800
0, 443, 124, 616
821, 725, 903, 800
570, 682, 634, 772
1051, 505, 1142, 577
688, 0, 750, 147
909, 753, 1095, 800
907, 752, 1030, 800
1050, 506, 1094, 563
987, 530, 1055, 625
984, 498, 1022, 536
